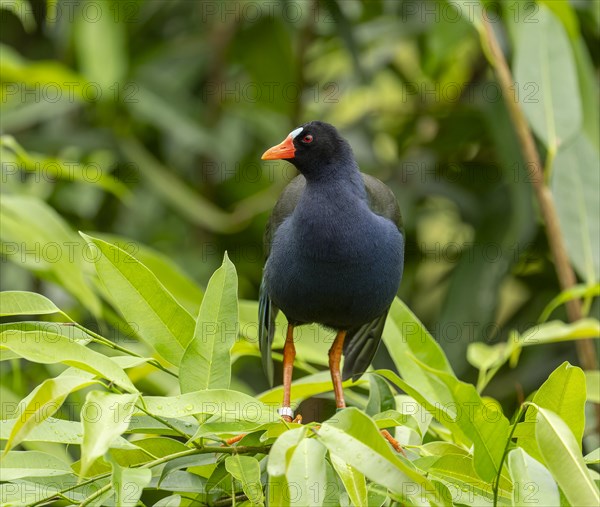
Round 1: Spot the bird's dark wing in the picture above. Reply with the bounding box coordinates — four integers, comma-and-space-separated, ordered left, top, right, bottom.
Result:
259, 176, 305, 385
259, 173, 403, 384
343, 175, 403, 381
258, 278, 277, 386
363, 174, 403, 232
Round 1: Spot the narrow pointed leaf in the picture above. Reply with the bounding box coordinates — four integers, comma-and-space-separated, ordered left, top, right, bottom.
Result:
267, 427, 308, 477
80, 233, 195, 366
374, 368, 509, 482
285, 438, 327, 507
180, 253, 238, 392
110, 458, 152, 507
0, 291, 64, 317
80, 391, 139, 477
0, 329, 136, 392
414, 453, 512, 505
513, 4, 581, 149
551, 134, 600, 283
316, 408, 435, 505
0, 418, 136, 449
0, 451, 71, 480
534, 406, 599, 506
93, 233, 204, 314
4, 375, 98, 454
508, 448, 559, 507
142, 390, 277, 423
330, 454, 368, 507
225, 455, 264, 505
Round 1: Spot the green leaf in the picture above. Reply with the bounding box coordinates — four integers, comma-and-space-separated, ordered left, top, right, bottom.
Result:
413, 453, 512, 505
4, 375, 98, 454
225, 455, 264, 506
158, 454, 215, 487
572, 34, 600, 149
0, 321, 91, 361
316, 408, 436, 505
1, 418, 136, 449
0, 195, 101, 315
539, 283, 600, 322
513, 3, 581, 149
81, 233, 195, 366
375, 368, 510, 482
507, 448, 559, 507
467, 342, 507, 372
206, 459, 229, 492
80, 391, 139, 477
534, 406, 599, 506
519, 319, 600, 346
257, 371, 365, 405
142, 390, 277, 423
0, 291, 64, 317
109, 458, 152, 507
148, 470, 206, 494
551, 134, 600, 283
153, 495, 182, 506
383, 298, 453, 376
267, 427, 308, 477
584, 447, 600, 465
125, 415, 197, 438
395, 395, 433, 438
92, 233, 204, 314
586, 371, 600, 403
180, 253, 238, 392
285, 438, 327, 507
73, 0, 127, 93
267, 474, 290, 507
523, 362, 586, 456
0, 451, 71, 480
330, 454, 368, 507
0, 329, 136, 392
365, 374, 395, 416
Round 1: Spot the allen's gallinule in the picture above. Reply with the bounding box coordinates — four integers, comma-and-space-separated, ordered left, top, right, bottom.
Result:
259, 121, 404, 422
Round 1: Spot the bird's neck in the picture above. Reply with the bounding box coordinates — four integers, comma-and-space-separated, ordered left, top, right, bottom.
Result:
294, 162, 369, 231
303, 160, 367, 202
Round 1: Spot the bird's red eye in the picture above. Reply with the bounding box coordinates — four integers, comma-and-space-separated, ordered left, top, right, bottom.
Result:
302, 134, 313, 144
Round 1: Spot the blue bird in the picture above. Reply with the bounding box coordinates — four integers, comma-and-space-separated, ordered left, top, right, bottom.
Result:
259, 121, 404, 423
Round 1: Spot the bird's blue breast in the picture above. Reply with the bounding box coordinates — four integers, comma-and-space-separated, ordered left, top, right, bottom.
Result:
264, 210, 404, 329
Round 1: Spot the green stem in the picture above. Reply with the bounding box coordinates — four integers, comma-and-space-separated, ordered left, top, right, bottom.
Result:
79, 483, 112, 507
492, 402, 532, 506
41, 444, 272, 507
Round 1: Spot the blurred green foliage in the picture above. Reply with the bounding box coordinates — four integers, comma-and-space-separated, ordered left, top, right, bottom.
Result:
1, 0, 599, 427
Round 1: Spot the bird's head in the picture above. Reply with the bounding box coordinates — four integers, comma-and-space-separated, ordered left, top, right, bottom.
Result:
261, 121, 354, 179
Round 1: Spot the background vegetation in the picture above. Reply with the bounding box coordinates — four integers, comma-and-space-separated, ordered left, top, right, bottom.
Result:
0, 0, 599, 506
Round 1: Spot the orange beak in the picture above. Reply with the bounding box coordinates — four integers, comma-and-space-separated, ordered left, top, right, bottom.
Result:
261, 135, 296, 160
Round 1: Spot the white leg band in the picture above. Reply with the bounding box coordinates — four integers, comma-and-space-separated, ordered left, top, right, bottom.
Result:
278, 406, 294, 418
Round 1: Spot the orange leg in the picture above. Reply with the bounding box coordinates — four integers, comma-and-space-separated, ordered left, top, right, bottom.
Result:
279, 323, 296, 422
328, 330, 347, 409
